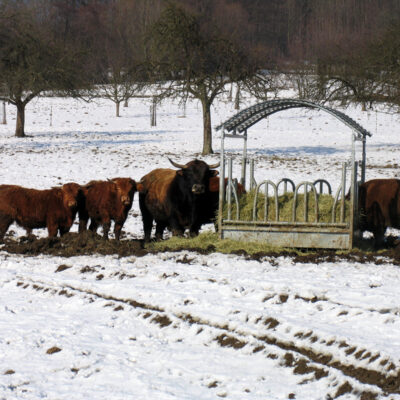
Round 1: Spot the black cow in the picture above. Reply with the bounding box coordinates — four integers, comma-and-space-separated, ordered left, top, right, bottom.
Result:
197, 176, 246, 231
138, 158, 219, 242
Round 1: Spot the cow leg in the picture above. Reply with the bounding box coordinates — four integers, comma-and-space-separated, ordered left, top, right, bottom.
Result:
143, 219, 153, 242
370, 202, 386, 248
47, 223, 58, 238
0, 214, 13, 242
114, 221, 124, 240
373, 226, 386, 249
169, 220, 184, 237
78, 209, 89, 233
59, 226, 70, 236
139, 197, 154, 242
89, 220, 99, 233
79, 219, 88, 233
102, 219, 111, 239
189, 221, 202, 237
155, 222, 167, 241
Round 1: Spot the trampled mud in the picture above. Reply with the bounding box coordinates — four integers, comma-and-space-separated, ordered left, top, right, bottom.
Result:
2, 232, 400, 266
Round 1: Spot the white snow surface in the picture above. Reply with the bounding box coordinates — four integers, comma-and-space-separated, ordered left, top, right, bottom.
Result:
1, 92, 400, 399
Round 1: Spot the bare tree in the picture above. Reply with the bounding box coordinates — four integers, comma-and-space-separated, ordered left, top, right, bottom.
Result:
95, 2, 149, 116
147, 3, 258, 155
0, 2, 90, 137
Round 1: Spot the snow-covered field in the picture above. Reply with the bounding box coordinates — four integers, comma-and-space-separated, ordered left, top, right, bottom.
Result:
1, 92, 400, 399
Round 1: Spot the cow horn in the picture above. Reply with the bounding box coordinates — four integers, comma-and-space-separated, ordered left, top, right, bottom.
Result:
208, 161, 220, 169
168, 158, 186, 169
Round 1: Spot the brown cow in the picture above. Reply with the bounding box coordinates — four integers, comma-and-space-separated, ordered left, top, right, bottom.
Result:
0, 183, 83, 241
358, 178, 400, 248
79, 177, 137, 240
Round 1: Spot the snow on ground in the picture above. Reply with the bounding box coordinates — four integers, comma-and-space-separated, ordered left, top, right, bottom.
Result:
1, 92, 400, 399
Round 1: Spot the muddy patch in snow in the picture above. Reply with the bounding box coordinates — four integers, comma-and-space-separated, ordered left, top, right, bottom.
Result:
2, 232, 400, 266
1, 231, 146, 257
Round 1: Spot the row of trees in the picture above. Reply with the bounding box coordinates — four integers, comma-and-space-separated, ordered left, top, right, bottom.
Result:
1, 0, 400, 154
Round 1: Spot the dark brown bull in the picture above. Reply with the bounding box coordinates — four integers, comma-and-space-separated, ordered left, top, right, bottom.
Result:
79, 177, 137, 240
138, 158, 219, 242
358, 178, 400, 248
0, 183, 83, 241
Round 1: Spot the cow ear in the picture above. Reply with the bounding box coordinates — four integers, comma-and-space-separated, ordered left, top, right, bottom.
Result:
211, 170, 219, 177
176, 170, 184, 176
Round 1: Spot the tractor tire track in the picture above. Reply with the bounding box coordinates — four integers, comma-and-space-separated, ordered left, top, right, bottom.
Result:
13, 274, 400, 399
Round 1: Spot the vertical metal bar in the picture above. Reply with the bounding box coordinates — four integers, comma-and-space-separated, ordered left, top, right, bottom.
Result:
349, 133, 356, 249
361, 136, 366, 184
250, 159, 255, 191
241, 130, 247, 188
304, 184, 308, 223
227, 157, 233, 220
264, 183, 269, 221
340, 162, 346, 223
218, 130, 226, 237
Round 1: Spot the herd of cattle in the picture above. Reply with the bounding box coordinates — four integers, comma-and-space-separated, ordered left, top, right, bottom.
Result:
0, 158, 225, 243
0, 155, 398, 248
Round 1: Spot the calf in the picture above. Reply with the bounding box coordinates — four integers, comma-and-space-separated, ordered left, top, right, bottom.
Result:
0, 183, 83, 241
79, 178, 137, 240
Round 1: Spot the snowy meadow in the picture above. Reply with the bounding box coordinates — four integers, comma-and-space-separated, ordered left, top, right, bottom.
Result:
1, 92, 400, 399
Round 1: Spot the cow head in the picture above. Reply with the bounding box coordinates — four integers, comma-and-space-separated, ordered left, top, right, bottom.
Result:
168, 158, 219, 195
111, 178, 137, 206
61, 182, 83, 209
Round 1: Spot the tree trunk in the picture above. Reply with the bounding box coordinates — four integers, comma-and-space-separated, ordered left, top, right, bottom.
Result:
234, 85, 240, 110
124, 98, 129, 107
15, 102, 26, 137
1, 101, 6, 125
201, 100, 213, 155
116, 101, 121, 117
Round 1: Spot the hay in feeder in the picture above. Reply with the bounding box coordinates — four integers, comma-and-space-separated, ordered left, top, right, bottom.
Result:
223, 190, 350, 223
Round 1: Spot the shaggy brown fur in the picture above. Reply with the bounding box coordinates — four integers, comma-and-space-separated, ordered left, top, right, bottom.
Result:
138, 160, 219, 242
358, 178, 400, 248
79, 178, 137, 240
0, 183, 83, 241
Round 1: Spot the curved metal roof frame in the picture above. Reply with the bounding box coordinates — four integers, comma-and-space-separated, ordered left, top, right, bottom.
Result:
216, 99, 372, 139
